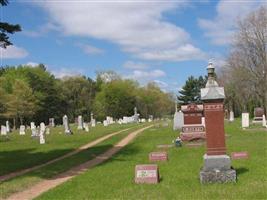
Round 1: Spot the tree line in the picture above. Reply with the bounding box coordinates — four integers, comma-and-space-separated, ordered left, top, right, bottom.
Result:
0, 66, 174, 128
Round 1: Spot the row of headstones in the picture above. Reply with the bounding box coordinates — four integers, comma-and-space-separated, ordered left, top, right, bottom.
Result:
241, 113, 267, 128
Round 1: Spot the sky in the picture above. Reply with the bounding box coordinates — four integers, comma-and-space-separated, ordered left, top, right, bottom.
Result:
1, 0, 266, 93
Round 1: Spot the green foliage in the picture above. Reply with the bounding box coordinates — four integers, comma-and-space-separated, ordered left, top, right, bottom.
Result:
0, 66, 173, 125
178, 75, 206, 104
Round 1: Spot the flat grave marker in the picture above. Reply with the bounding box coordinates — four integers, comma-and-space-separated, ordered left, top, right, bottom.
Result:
149, 152, 168, 162
231, 152, 249, 160
135, 164, 159, 184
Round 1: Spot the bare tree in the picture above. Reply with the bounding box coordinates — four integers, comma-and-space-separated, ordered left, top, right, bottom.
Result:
224, 6, 267, 115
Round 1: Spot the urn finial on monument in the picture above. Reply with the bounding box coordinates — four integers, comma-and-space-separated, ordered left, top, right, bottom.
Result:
199, 61, 236, 184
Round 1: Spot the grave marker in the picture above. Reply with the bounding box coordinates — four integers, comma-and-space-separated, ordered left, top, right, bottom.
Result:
229, 111, 234, 122
77, 115, 84, 130
63, 115, 72, 134
19, 125, 26, 135
252, 107, 264, 124
135, 164, 159, 184
149, 152, 168, 161
200, 62, 236, 183
39, 122, 46, 144
242, 113, 249, 128
6, 121, 10, 133
231, 152, 249, 160
1, 125, 7, 136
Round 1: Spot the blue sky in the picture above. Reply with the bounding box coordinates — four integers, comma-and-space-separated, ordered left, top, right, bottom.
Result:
1, 0, 265, 93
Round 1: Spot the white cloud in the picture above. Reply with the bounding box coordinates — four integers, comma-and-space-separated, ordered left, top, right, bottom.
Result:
123, 61, 149, 70
25, 62, 39, 67
35, 1, 205, 62
76, 43, 104, 55
51, 68, 82, 79
126, 69, 166, 81
23, 22, 60, 37
0, 45, 28, 59
198, 0, 266, 45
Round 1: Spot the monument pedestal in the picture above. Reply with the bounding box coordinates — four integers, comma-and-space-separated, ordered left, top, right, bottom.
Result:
199, 154, 236, 183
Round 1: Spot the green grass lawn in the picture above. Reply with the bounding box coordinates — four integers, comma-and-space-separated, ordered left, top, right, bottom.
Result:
36, 119, 267, 200
0, 123, 139, 176
0, 123, 149, 199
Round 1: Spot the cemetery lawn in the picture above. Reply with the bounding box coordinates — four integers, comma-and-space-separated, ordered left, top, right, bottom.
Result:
37, 119, 267, 200
0, 123, 140, 176
0, 124, 149, 199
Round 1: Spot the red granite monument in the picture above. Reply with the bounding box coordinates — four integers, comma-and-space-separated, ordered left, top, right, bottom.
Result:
199, 62, 236, 183
180, 104, 205, 141
252, 107, 264, 124
135, 164, 159, 184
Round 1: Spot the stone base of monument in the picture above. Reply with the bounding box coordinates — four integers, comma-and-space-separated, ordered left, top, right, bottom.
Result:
252, 117, 263, 124
200, 154, 236, 184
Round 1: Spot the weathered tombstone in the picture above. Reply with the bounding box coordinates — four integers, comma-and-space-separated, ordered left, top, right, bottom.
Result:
91, 113, 96, 127
6, 121, 10, 133
77, 115, 84, 130
262, 115, 266, 127
200, 62, 236, 183
180, 104, 205, 141
252, 107, 264, 124
242, 113, 249, 128
149, 152, 168, 162
84, 123, 89, 132
31, 124, 38, 137
30, 122, 35, 130
19, 125, 26, 135
49, 118, 55, 127
173, 110, 184, 131
39, 122, 46, 144
135, 164, 159, 184
133, 107, 139, 123
63, 115, 72, 134
229, 111, 234, 122
1, 125, 7, 136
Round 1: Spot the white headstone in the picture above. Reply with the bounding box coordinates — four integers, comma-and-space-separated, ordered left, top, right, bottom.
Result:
242, 113, 249, 128
19, 125, 26, 135
31, 125, 37, 137
39, 123, 46, 144
1, 125, 7, 136
30, 122, 35, 130
84, 123, 89, 132
91, 119, 96, 127
49, 118, 55, 127
229, 111, 234, 122
77, 115, 83, 130
103, 120, 108, 126
63, 115, 72, 134
173, 111, 184, 130
6, 121, 10, 133
262, 114, 266, 127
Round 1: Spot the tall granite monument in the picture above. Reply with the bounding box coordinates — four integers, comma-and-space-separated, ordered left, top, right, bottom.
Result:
200, 62, 236, 183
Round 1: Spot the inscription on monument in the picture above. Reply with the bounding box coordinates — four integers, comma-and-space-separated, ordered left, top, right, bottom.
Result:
135, 165, 159, 184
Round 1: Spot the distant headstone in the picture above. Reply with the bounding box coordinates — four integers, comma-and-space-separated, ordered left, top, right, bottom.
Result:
149, 152, 168, 162
173, 110, 184, 130
6, 121, 10, 133
252, 107, 264, 123
135, 164, 159, 184
242, 113, 249, 128
77, 115, 84, 130
229, 111, 234, 122
231, 152, 249, 160
39, 122, 46, 144
63, 115, 72, 134
19, 125, 26, 135
84, 123, 89, 132
30, 122, 35, 130
1, 125, 7, 136
103, 120, 108, 127
262, 115, 266, 127
49, 118, 55, 127
91, 113, 96, 127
